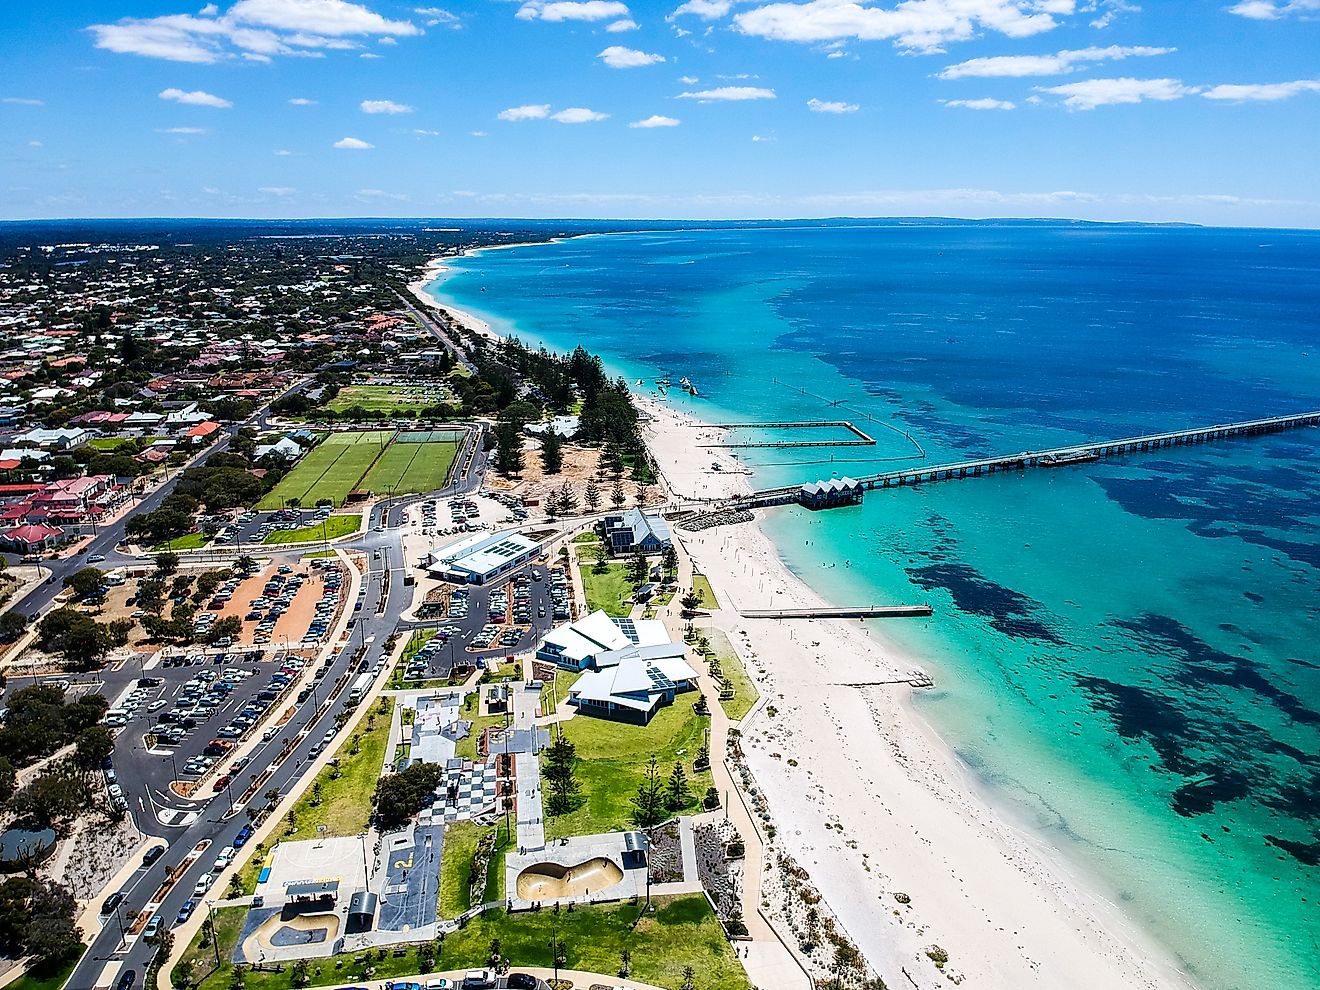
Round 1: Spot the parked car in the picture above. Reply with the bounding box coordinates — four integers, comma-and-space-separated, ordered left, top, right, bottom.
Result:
142, 916, 162, 940
175, 900, 196, 925
142, 845, 164, 867
505, 976, 539, 990
100, 891, 125, 915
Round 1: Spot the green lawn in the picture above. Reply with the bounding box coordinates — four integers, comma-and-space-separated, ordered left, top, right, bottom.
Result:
705, 628, 759, 721
153, 531, 209, 551
438, 820, 494, 919
550, 697, 712, 840
325, 383, 450, 414
691, 572, 720, 610
580, 562, 634, 617
361, 439, 459, 495
262, 513, 360, 545
6, 951, 84, 990
256, 431, 391, 508
180, 895, 747, 990
87, 435, 162, 452
301, 548, 337, 559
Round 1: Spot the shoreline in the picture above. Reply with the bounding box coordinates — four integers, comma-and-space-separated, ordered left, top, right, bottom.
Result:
411, 249, 1199, 990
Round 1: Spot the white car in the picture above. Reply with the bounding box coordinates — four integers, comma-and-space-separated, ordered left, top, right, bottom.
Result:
88, 554, 106, 563
193, 874, 213, 897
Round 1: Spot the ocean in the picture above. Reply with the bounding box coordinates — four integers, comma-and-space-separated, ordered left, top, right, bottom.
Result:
425, 223, 1320, 990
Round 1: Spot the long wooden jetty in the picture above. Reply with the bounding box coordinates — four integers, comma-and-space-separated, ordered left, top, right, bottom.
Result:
736, 410, 1320, 507
741, 605, 933, 619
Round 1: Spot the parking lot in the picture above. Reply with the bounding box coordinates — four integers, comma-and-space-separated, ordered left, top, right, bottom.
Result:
105, 647, 330, 805
209, 557, 344, 647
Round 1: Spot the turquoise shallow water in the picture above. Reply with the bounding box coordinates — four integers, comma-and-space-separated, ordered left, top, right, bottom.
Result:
427, 224, 1320, 990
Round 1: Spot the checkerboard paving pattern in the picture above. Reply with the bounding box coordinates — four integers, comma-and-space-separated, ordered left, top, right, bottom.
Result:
438, 761, 500, 822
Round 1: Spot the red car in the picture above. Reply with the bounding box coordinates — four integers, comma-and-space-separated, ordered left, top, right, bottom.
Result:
212, 774, 232, 792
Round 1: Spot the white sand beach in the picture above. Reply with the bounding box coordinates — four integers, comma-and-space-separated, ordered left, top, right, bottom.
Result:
638, 404, 1198, 990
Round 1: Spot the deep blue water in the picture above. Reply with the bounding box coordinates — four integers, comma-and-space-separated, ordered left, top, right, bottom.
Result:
427, 224, 1320, 990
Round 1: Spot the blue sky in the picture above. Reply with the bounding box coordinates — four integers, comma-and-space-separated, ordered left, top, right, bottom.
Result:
2, 0, 1319, 225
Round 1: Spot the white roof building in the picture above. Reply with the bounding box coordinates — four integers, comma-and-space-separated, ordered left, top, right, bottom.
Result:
535, 609, 669, 672
568, 643, 698, 724
423, 529, 541, 585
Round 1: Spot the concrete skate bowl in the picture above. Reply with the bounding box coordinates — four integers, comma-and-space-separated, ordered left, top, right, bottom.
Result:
516, 857, 624, 900
242, 911, 340, 959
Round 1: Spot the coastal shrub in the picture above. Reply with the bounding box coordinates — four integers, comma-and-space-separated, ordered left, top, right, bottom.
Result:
925, 945, 949, 968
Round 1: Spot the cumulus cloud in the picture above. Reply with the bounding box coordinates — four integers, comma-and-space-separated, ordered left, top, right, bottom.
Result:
1228, 0, 1320, 18
333, 135, 373, 148
939, 44, 1173, 79
630, 114, 681, 126
1201, 78, 1320, 100
672, 0, 733, 16
89, 0, 419, 64
945, 97, 1016, 109
361, 98, 413, 113
734, 0, 1072, 53
157, 126, 211, 133
414, 6, 461, 27
288, 97, 317, 105
1036, 76, 1194, 109
3, 97, 44, 106
807, 97, 859, 112
498, 104, 552, 120
515, 1, 631, 21
598, 45, 666, 67
606, 17, 639, 29
159, 87, 232, 107
677, 85, 776, 101
551, 106, 610, 122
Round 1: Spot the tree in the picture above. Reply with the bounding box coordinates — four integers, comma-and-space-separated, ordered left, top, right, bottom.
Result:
72, 725, 115, 772
0, 612, 26, 643
155, 550, 179, 576
290, 958, 311, 987
610, 479, 627, 509
63, 567, 106, 602
11, 767, 90, 832
174, 958, 195, 990
626, 548, 649, 587
206, 615, 242, 644
680, 589, 704, 617
557, 482, 578, 515
36, 609, 109, 669
631, 756, 665, 828
666, 761, 690, 811
106, 618, 134, 647
584, 479, 601, 513
372, 762, 445, 828
493, 421, 524, 478
540, 429, 563, 475
661, 545, 678, 578
589, 541, 610, 575
0, 757, 15, 804
604, 444, 626, 480
635, 483, 649, 507
542, 735, 580, 816
234, 555, 258, 575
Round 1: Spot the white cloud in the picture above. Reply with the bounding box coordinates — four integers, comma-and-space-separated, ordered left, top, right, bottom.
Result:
551, 106, 610, 122
1087, 0, 1139, 28
807, 97, 859, 112
415, 7, 461, 27
679, 75, 699, 84
288, 97, 317, 105
258, 186, 296, 195
89, 0, 419, 64
157, 125, 211, 133
361, 98, 413, 113
3, 97, 45, 106
945, 97, 1016, 109
470, 130, 488, 137
498, 103, 552, 120
1228, 0, 1320, 18
274, 148, 294, 155
159, 87, 232, 107
939, 44, 1172, 79
630, 114, 681, 126
606, 17, 639, 29
1201, 78, 1320, 101
598, 45, 666, 67
672, 0, 733, 16
356, 187, 408, 200
333, 135, 373, 148
412, 127, 440, 135
28, 140, 42, 148
515, 1, 631, 22
678, 85, 776, 101
751, 133, 776, 141
734, 0, 1071, 53
1037, 76, 1194, 109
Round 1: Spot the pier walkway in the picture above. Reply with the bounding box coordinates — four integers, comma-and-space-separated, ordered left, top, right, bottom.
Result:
737, 409, 1320, 507
740, 605, 933, 619
701, 419, 877, 448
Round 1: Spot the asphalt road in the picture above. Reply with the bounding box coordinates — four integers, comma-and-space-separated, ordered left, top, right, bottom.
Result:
65, 421, 490, 990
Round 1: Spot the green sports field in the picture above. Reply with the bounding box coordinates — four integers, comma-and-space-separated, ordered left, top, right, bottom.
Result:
325, 383, 452, 414
256, 431, 391, 508
361, 437, 460, 495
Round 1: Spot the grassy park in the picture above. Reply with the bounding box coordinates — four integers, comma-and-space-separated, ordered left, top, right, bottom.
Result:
691, 572, 719, 610
153, 531, 209, 551
257, 431, 391, 508
580, 561, 634, 617
704, 628, 759, 721
262, 513, 360, 545
550, 695, 712, 840
361, 435, 459, 495
178, 895, 748, 990
325, 383, 451, 415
